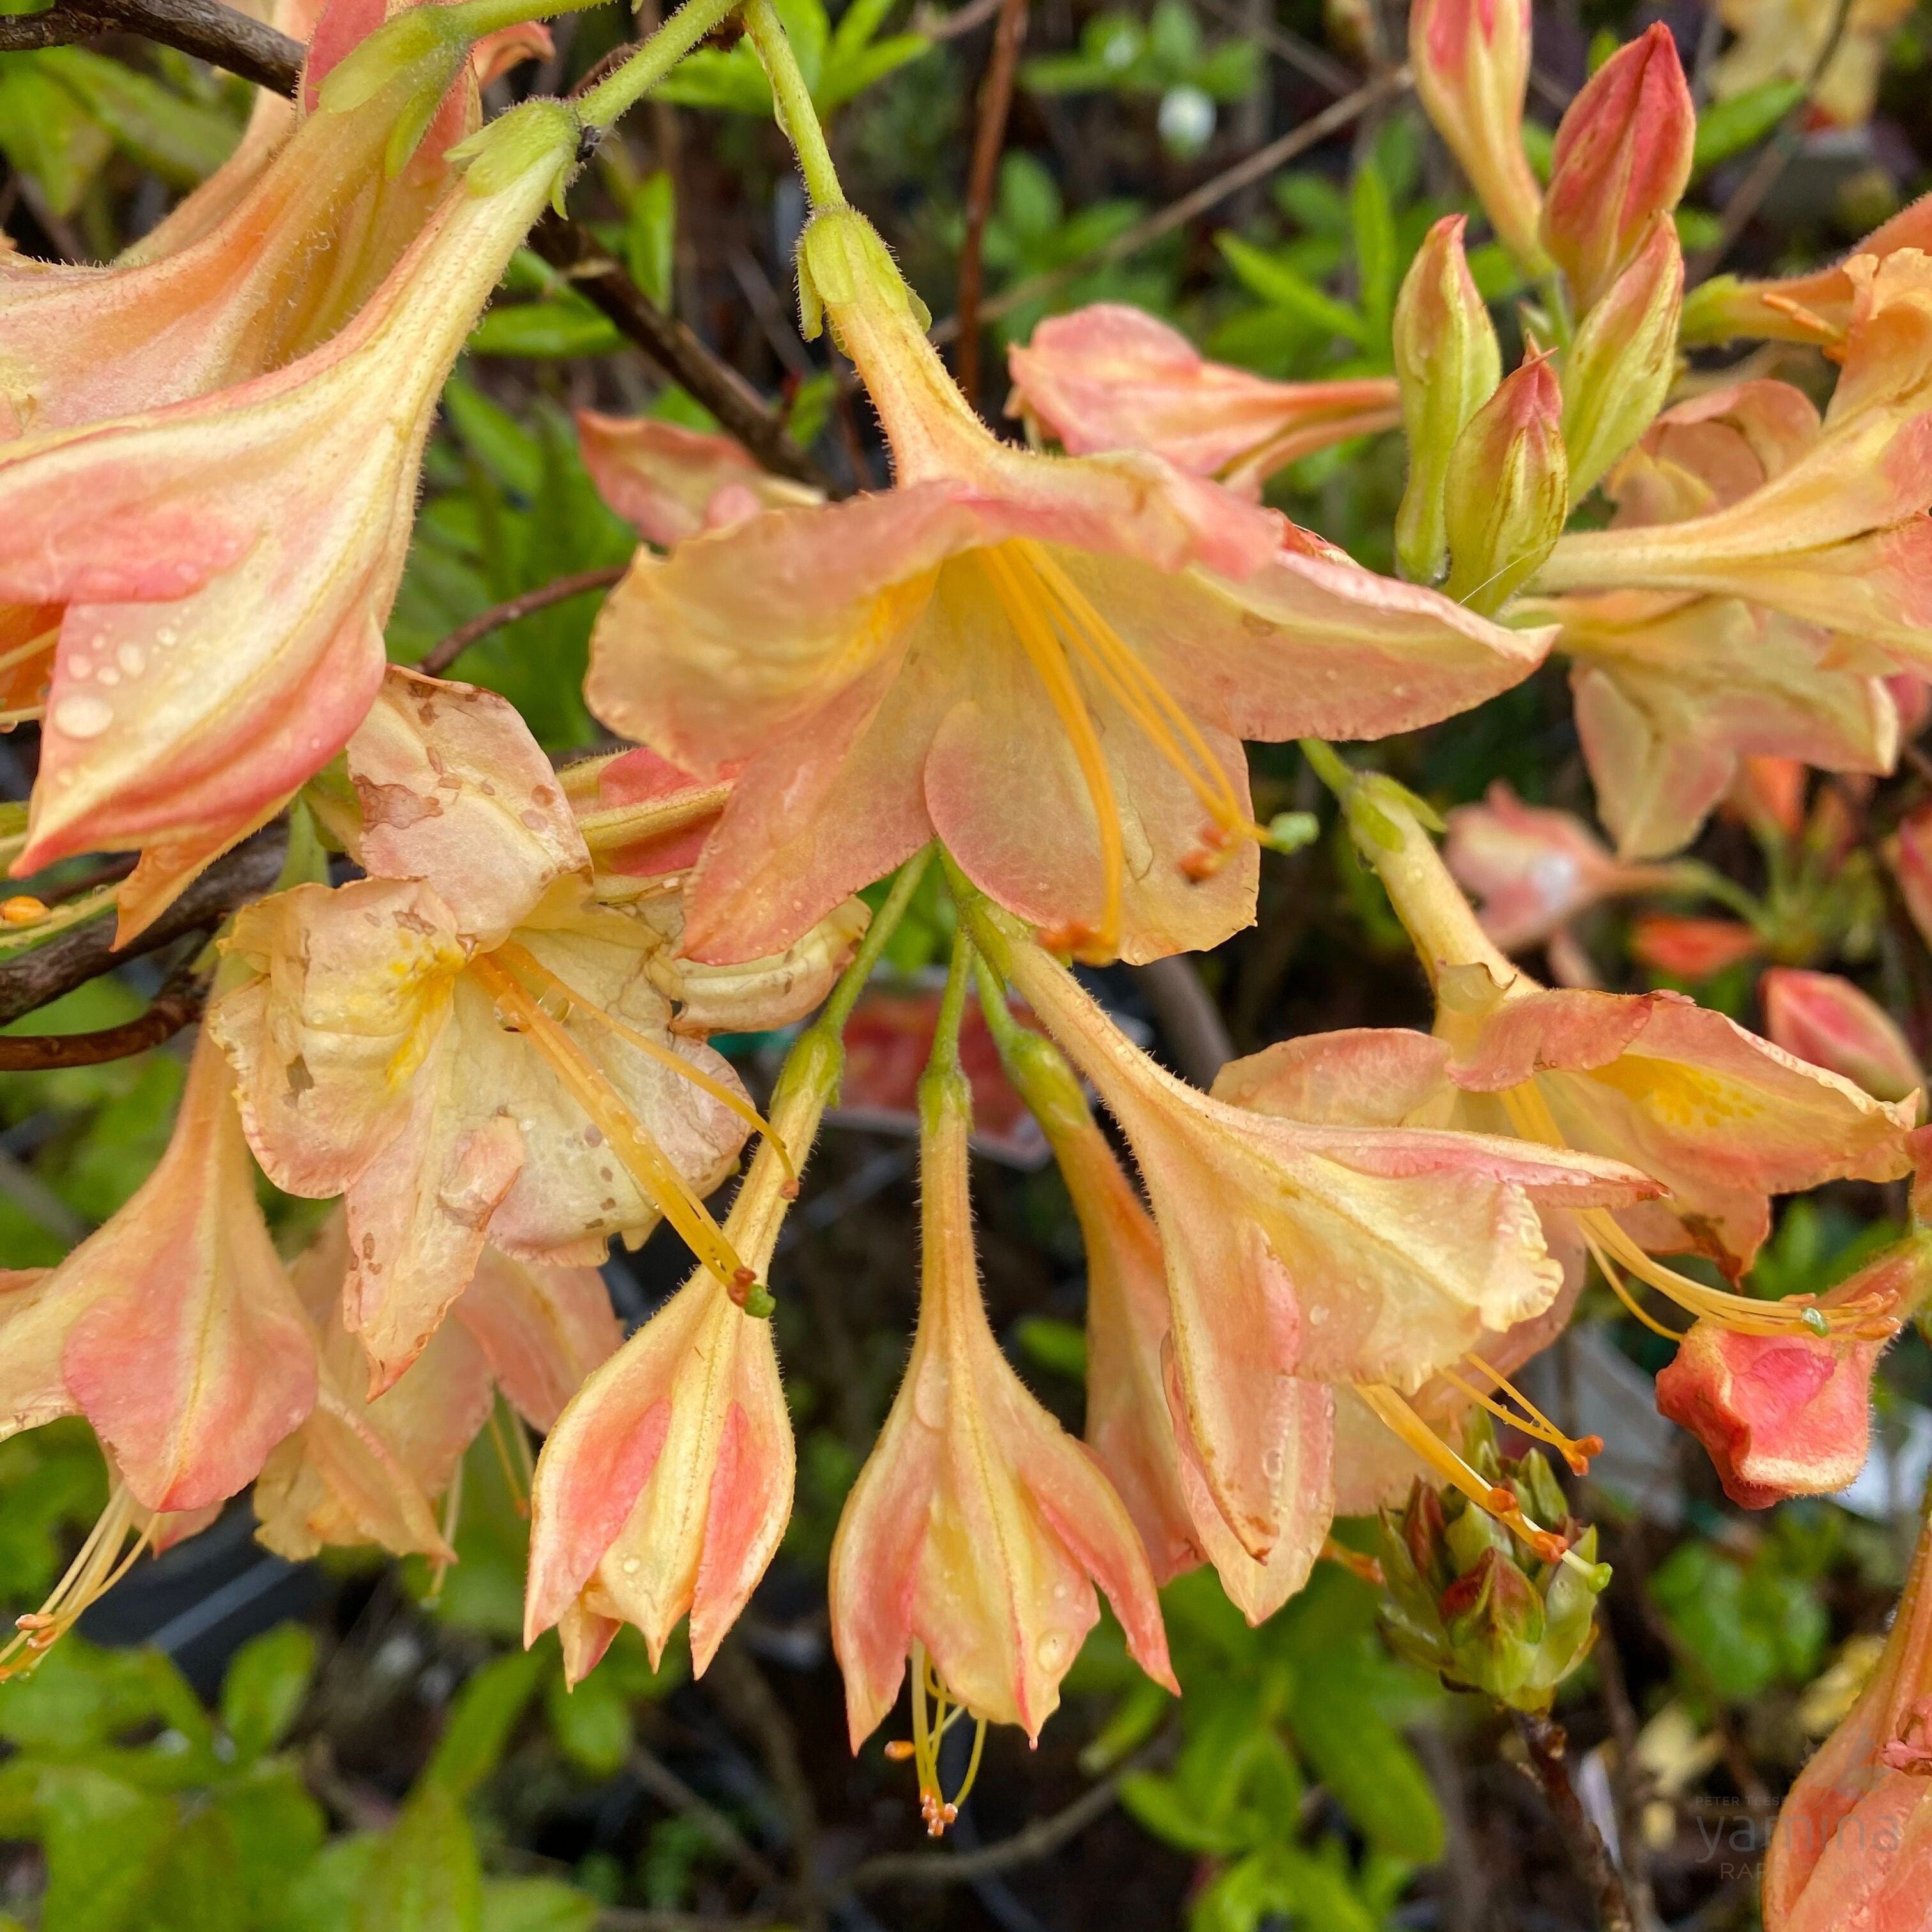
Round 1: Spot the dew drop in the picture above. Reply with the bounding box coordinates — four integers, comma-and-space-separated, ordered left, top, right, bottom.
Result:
52, 692, 113, 739
620, 1557, 641, 1575
1034, 1631, 1069, 1672
96, 666, 120, 687
66, 658, 93, 681
116, 642, 145, 676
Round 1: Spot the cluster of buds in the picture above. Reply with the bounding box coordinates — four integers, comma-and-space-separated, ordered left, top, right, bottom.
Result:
1377, 1416, 1609, 1712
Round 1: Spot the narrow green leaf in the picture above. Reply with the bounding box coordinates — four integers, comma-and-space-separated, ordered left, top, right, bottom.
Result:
355, 1785, 483, 1932
1692, 79, 1805, 174
221, 1624, 317, 1761
426, 1649, 545, 1799
479, 1879, 598, 1932
1216, 235, 1369, 344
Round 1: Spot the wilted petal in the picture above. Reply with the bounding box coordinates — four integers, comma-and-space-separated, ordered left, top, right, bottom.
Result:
578, 412, 823, 546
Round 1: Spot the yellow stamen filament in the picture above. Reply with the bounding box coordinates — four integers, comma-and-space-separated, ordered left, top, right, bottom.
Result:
978, 547, 1127, 962
1016, 542, 1259, 851
424, 1456, 464, 1605
1354, 1383, 1601, 1580
1319, 1536, 1386, 1586
0, 704, 44, 729
1758, 291, 1841, 344
491, 941, 794, 1181
0, 1483, 154, 1678
468, 954, 752, 1297
0, 626, 54, 682
1496, 1079, 1865, 1341
1441, 1357, 1602, 1476
1583, 1226, 1692, 1340
485, 1402, 532, 1521
898, 1638, 988, 1836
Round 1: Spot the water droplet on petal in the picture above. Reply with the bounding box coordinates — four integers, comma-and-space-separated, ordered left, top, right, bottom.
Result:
116, 642, 144, 676
52, 693, 113, 739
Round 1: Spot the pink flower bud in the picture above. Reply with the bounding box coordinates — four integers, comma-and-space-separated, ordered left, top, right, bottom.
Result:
1442, 353, 1569, 612
1724, 756, 1809, 844
1408, 0, 1545, 268
1393, 215, 1503, 582
1761, 968, 1923, 1105
1630, 913, 1762, 980
1541, 25, 1695, 313
1657, 1234, 1932, 1508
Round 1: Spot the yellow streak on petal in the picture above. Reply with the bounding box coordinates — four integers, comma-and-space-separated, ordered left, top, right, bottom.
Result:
977, 546, 1125, 961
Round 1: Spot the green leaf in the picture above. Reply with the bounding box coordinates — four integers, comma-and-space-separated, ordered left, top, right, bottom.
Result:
1285, 1676, 1443, 1862
1119, 1770, 1248, 1857
544, 1662, 633, 1778
277, 1835, 379, 1932
1014, 1314, 1086, 1381
355, 1785, 483, 1932
625, 170, 676, 310
1216, 234, 1369, 344
0, 65, 112, 217
468, 301, 624, 359
144, 1805, 249, 1932
1272, 171, 1350, 237
221, 1624, 317, 1761
1693, 79, 1804, 174
426, 1648, 545, 1799
35, 46, 238, 184
219, 1768, 328, 1924
479, 1879, 598, 1932
1350, 160, 1398, 344
36, 1766, 178, 1932
0, 1635, 203, 1758
442, 378, 545, 497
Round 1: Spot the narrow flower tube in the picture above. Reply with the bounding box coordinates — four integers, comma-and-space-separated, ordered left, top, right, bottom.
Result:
1391, 215, 1503, 583
1657, 1232, 1932, 1508
0, 100, 578, 938
1765, 1501, 1932, 1930
1407, 0, 1545, 268
828, 1055, 1174, 1749
1005, 304, 1400, 498
1760, 968, 1924, 1104
1539, 24, 1694, 313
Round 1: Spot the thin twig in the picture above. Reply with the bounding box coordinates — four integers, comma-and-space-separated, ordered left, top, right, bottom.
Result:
933, 65, 1410, 342
1134, 955, 1232, 1085
418, 566, 629, 678
626, 1742, 782, 1893
0, 951, 210, 1070
0, 822, 288, 1026
527, 216, 837, 494
1592, 1614, 1660, 1931
847, 1737, 1163, 1889
1193, 0, 1356, 94
0, 0, 302, 89
706, 1638, 822, 1918
913, 0, 1006, 40
1688, 0, 1856, 280
954, 0, 1030, 402
1511, 1712, 1636, 1932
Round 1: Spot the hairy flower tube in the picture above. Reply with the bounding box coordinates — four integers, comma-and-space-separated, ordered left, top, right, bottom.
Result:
828, 1017, 1174, 1793
1765, 1499, 1932, 1929
586, 206, 1554, 970
0, 100, 578, 939
1004, 303, 1400, 497
212, 668, 817, 1390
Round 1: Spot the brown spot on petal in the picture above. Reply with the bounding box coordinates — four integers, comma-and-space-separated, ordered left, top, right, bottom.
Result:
285, 1056, 314, 1098
519, 810, 548, 831
357, 779, 443, 829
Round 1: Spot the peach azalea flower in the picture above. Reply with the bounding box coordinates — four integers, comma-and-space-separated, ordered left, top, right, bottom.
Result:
587, 208, 1554, 970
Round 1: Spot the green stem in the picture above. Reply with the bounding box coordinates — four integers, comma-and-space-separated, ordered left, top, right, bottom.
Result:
575, 0, 746, 132
811, 844, 934, 1040
1664, 858, 1772, 934
743, 0, 846, 209
927, 930, 975, 1086
441, 0, 587, 42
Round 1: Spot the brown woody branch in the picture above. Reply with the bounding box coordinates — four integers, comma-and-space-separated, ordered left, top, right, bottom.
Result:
1511, 1712, 1636, 1932
0, 950, 210, 1069
418, 564, 628, 677
0, 821, 287, 1027
952, 0, 1029, 403
0, 0, 302, 91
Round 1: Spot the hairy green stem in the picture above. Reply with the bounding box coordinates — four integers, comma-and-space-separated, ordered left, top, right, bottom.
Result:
743, 0, 846, 208
575, 0, 744, 131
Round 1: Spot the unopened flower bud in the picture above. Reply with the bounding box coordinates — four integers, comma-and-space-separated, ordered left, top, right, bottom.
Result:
1888, 805, 1932, 955
1442, 353, 1568, 613
1393, 215, 1504, 583
1408, 0, 1545, 269
1561, 215, 1684, 498
1541, 24, 1695, 313
1761, 969, 1923, 1106
1375, 1418, 1608, 1712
